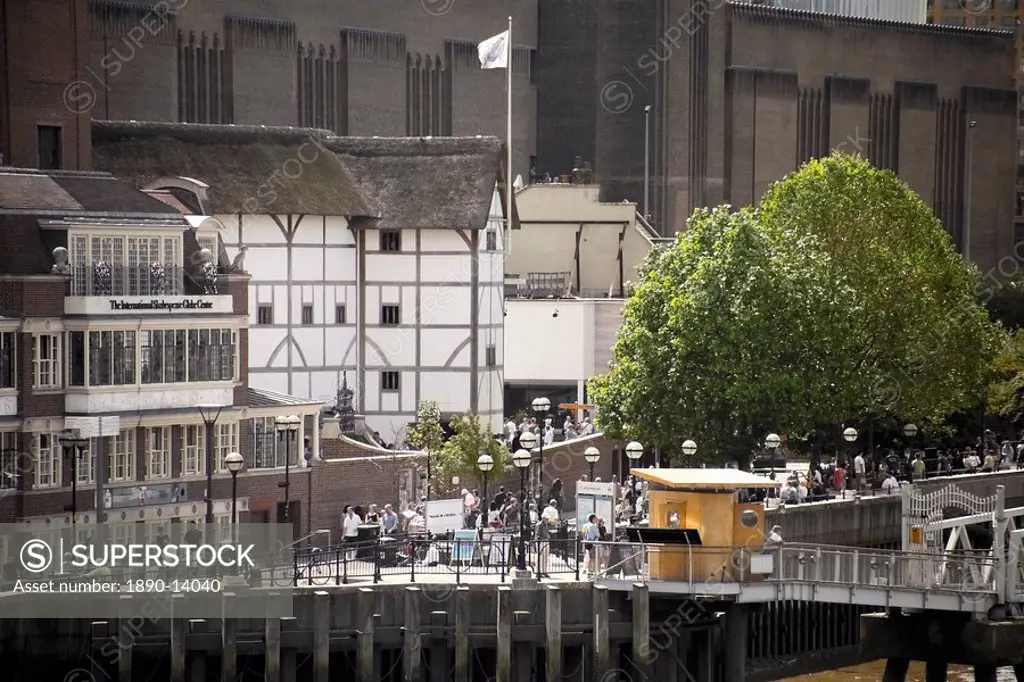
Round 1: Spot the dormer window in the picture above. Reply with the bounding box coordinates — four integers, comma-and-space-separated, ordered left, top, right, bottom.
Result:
68, 233, 183, 296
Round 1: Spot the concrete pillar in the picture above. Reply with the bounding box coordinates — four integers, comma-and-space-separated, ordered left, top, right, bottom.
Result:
404, 587, 423, 682
882, 659, 910, 682
357, 588, 376, 682
546, 586, 562, 682
265, 618, 282, 682
313, 591, 330, 682
593, 585, 610, 680
514, 641, 533, 682
455, 587, 470, 682
429, 609, 449, 682
221, 602, 237, 682
724, 605, 747, 682
90, 622, 111, 682
496, 586, 512, 682
695, 629, 714, 682
188, 620, 207, 682
170, 615, 187, 682
117, 596, 133, 682
632, 583, 650, 681
925, 660, 947, 682
282, 618, 298, 682
974, 665, 997, 682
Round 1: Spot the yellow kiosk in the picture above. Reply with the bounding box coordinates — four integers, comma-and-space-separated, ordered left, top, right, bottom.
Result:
631, 468, 778, 583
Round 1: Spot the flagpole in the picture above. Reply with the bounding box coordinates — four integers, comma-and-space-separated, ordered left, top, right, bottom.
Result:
505, 15, 513, 256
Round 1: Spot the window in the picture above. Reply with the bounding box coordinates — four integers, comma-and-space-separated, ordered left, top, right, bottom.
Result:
381, 304, 400, 326
248, 417, 298, 470
0, 433, 18, 490
486, 230, 498, 251
0, 332, 14, 389
109, 429, 137, 483
32, 334, 62, 389
68, 331, 85, 386
257, 305, 274, 325
135, 328, 235, 384
486, 345, 497, 367
140, 330, 186, 384
37, 125, 62, 170
382, 371, 400, 392
78, 440, 96, 485
181, 425, 205, 477
302, 305, 314, 325
335, 304, 347, 324
33, 434, 60, 488
379, 230, 401, 251
145, 427, 171, 480
213, 422, 239, 473
67, 232, 183, 296
187, 329, 236, 382
88, 331, 137, 386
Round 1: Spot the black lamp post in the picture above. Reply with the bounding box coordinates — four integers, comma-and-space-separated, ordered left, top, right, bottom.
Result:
477, 453, 494, 525
512, 448, 532, 571
584, 446, 601, 481
519, 430, 538, 505
58, 431, 88, 528
197, 404, 226, 525
532, 396, 550, 491
626, 441, 644, 477
224, 452, 244, 540
275, 415, 300, 523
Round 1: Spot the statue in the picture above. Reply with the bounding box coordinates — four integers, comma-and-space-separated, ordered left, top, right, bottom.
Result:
51, 246, 70, 275
228, 245, 248, 273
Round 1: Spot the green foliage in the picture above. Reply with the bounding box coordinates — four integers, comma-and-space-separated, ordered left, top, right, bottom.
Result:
590, 153, 1003, 466
436, 412, 509, 486
987, 330, 1024, 425
983, 273, 1024, 330
405, 400, 444, 453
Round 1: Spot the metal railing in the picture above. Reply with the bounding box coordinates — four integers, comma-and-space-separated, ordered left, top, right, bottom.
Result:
70, 263, 185, 296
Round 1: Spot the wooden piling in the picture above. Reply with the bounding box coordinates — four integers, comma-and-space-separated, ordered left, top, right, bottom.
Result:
632, 583, 650, 682
882, 659, 910, 682
117, 596, 133, 682
973, 665, 997, 682
496, 586, 512, 682
265, 617, 282, 682
313, 591, 331, 682
545, 586, 561, 682
188, 620, 207, 682
221, 593, 237, 682
90, 622, 111, 682
454, 587, 470, 682
593, 585, 610, 681
925, 660, 947, 682
281, 617, 298, 682
357, 587, 376, 682
404, 587, 422, 682
724, 605, 747, 682
170, 607, 187, 682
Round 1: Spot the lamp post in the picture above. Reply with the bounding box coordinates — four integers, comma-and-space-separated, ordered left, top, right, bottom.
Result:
843, 427, 858, 469
519, 430, 538, 503
681, 440, 697, 459
512, 448, 532, 571
58, 431, 88, 528
224, 452, 244, 540
584, 446, 601, 481
903, 423, 918, 441
196, 404, 225, 525
275, 415, 301, 523
532, 396, 550, 492
626, 441, 644, 477
477, 453, 494, 526
766, 433, 781, 453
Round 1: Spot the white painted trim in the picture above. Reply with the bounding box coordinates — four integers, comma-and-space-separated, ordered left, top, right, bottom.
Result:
66, 386, 235, 414
0, 396, 15, 417
63, 316, 247, 331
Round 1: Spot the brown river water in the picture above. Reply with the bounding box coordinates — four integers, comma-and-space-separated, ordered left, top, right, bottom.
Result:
783, 661, 1017, 680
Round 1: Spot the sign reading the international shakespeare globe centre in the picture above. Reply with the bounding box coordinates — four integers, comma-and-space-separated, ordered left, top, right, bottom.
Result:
109, 298, 214, 312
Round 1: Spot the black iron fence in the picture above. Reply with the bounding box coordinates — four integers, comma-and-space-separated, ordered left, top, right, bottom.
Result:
70, 263, 185, 296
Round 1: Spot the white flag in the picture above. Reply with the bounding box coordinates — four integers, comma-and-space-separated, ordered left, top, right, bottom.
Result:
478, 30, 509, 69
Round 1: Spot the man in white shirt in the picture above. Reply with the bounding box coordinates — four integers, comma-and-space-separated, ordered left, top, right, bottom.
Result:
462, 489, 476, 528
881, 473, 899, 494
853, 453, 866, 490
342, 505, 362, 559
541, 499, 559, 525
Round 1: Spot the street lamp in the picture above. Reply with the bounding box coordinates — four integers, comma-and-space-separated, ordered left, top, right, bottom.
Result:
584, 446, 601, 480
477, 453, 494, 525
275, 415, 301, 523
58, 431, 88, 528
197, 404, 226, 525
843, 427, 858, 443
224, 451, 244, 524
519, 430, 538, 501
626, 441, 644, 475
681, 440, 697, 458
532, 396, 551, 491
903, 423, 918, 439
512, 448, 532, 571
766, 433, 781, 451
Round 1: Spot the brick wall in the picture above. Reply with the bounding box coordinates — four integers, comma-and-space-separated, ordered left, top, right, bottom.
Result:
0, 277, 66, 317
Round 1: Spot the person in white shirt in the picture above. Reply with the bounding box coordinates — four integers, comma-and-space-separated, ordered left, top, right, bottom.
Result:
541, 500, 559, 525
462, 489, 477, 528
767, 525, 784, 544
881, 473, 899, 494
543, 422, 554, 446
853, 453, 866, 490
578, 417, 595, 436
342, 505, 363, 559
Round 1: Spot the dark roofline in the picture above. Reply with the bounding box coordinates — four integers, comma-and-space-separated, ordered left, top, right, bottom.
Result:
326, 136, 503, 157
92, 120, 337, 146
0, 167, 122, 179
728, 0, 1015, 39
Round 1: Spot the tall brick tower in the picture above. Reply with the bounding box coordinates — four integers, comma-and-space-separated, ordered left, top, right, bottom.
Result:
0, 0, 91, 169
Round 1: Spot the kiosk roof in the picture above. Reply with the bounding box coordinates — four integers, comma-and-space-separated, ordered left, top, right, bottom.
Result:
630, 468, 779, 489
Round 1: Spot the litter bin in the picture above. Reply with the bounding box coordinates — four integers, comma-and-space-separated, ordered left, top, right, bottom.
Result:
378, 536, 398, 567
357, 524, 380, 560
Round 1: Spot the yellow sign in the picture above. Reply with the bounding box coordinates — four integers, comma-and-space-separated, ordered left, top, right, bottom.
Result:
558, 403, 594, 411
910, 527, 923, 545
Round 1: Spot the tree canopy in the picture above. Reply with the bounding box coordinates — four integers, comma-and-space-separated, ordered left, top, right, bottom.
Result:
590, 153, 1003, 466
406, 400, 507, 493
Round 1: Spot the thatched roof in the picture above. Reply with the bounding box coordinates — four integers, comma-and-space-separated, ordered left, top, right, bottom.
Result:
92, 121, 373, 217
0, 169, 181, 216
327, 136, 502, 230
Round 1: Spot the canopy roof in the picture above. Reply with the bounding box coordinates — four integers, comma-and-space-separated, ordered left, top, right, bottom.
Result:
631, 468, 779, 490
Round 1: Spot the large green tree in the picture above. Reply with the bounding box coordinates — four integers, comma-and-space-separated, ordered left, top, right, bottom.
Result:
591, 153, 1002, 467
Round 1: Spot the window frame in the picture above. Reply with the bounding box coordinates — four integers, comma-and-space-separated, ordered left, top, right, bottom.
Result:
257, 304, 274, 325
335, 304, 347, 324
302, 304, 314, 325
32, 333, 62, 389
0, 332, 14, 389
108, 429, 137, 483
33, 434, 61, 489
181, 425, 206, 477
145, 427, 172, 480
382, 370, 400, 392
381, 304, 401, 326
379, 230, 402, 252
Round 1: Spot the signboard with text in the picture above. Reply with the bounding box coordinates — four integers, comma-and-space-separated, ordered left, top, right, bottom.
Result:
64, 295, 234, 316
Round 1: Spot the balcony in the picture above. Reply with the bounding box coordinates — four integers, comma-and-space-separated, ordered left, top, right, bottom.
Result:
64, 263, 233, 316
